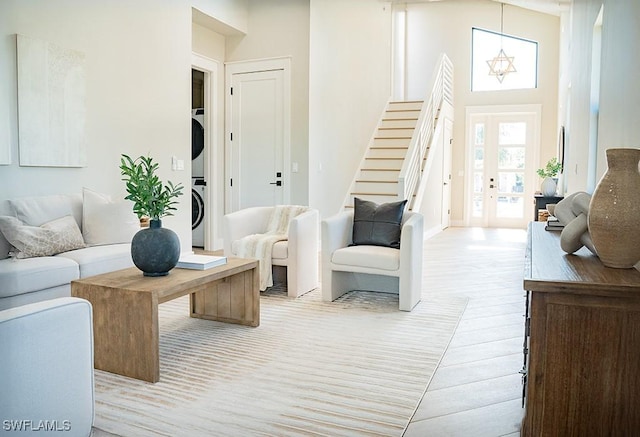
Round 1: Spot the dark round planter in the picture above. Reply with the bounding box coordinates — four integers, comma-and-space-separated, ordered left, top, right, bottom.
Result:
131, 219, 180, 276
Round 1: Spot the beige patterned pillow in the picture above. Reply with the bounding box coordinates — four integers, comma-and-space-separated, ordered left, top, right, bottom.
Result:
0, 215, 86, 259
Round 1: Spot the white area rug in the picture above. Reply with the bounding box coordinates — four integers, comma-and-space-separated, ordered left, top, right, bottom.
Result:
93, 287, 466, 437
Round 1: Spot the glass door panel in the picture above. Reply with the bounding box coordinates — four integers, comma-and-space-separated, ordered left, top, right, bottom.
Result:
472, 124, 485, 218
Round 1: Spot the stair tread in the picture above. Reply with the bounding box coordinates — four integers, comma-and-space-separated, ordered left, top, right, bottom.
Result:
382, 117, 419, 121
374, 137, 412, 139
370, 146, 409, 149
378, 126, 415, 130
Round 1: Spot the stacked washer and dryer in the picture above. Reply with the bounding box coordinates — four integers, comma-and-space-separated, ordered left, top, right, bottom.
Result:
191, 108, 205, 248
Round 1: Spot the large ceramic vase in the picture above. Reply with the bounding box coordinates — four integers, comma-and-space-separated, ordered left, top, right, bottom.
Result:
131, 219, 180, 276
588, 148, 640, 268
541, 177, 557, 197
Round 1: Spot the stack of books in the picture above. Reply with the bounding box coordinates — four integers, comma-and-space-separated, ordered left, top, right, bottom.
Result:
176, 254, 227, 270
544, 216, 564, 231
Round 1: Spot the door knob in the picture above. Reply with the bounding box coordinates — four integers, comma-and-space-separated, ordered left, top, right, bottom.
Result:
269, 181, 282, 186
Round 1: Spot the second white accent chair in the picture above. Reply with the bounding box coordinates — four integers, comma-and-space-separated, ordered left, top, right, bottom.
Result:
223, 206, 319, 297
321, 210, 424, 311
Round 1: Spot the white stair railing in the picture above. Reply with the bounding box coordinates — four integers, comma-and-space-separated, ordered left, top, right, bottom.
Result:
398, 54, 453, 209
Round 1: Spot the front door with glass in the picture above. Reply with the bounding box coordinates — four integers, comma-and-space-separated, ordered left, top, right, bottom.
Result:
467, 108, 539, 228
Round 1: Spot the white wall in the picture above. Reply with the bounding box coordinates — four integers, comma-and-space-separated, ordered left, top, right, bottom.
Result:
404, 1, 560, 223
564, 0, 640, 194
0, 0, 193, 251
598, 0, 640, 172
309, 0, 392, 218
225, 0, 310, 206
193, 22, 226, 61
192, 0, 248, 35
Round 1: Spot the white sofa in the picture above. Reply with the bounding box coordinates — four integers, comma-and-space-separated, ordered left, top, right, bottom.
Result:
223, 206, 319, 297
321, 210, 424, 311
0, 193, 136, 310
0, 297, 95, 436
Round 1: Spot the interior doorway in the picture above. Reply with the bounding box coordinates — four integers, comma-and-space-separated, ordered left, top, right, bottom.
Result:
191, 69, 206, 248
191, 53, 221, 250
465, 105, 541, 228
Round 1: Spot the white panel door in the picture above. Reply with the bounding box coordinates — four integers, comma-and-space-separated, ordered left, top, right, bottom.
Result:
229, 69, 285, 211
441, 118, 453, 229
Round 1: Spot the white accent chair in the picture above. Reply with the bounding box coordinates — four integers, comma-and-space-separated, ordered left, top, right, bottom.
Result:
223, 206, 319, 297
0, 297, 94, 436
321, 210, 424, 311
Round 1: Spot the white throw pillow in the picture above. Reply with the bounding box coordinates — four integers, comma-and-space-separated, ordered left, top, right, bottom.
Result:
82, 188, 140, 246
0, 215, 86, 258
9, 195, 75, 226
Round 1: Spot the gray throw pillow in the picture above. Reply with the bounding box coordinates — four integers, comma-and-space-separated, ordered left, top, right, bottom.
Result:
351, 197, 407, 249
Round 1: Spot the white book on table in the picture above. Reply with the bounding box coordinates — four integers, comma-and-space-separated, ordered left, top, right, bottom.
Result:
176, 254, 227, 270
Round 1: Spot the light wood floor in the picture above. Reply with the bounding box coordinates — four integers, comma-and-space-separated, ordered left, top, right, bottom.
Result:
404, 226, 527, 436
94, 227, 526, 436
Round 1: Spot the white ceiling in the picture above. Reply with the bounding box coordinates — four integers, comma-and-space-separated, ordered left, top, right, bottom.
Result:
496, 0, 570, 16
390, 0, 570, 16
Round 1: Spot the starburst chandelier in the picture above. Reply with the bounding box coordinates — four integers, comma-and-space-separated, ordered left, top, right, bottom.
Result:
487, 3, 516, 83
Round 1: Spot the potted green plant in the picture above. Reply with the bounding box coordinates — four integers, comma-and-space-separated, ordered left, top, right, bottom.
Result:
120, 154, 184, 276
120, 154, 184, 220
537, 157, 562, 196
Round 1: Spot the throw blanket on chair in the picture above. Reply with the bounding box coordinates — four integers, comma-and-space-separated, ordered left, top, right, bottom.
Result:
233, 205, 309, 291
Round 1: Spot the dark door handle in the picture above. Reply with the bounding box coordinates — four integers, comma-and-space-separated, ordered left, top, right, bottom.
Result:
270, 181, 282, 186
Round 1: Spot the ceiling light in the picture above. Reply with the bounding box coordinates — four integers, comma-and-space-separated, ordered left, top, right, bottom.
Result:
487, 3, 517, 83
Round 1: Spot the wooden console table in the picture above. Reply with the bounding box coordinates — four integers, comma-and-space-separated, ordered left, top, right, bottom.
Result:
72, 257, 259, 383
522, 222, 640, 435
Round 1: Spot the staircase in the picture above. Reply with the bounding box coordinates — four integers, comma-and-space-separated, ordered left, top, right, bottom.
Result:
343, 54, 454, 211
346, 101, 423, 207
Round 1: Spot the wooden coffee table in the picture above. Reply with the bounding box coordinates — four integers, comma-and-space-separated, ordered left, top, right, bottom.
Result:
71, 257, 259, 383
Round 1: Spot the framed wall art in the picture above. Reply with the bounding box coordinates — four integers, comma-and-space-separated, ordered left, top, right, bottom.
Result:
16, 34, 86, 167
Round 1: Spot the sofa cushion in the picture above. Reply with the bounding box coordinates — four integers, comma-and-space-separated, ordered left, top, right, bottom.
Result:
9, 194, 82, 227
331, 245, 400, 271
82, 187, 140, 246
0, 256, 79, 298
57, 243, 133, 278
0, 215, 86, 259
352, 197, 407, 249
